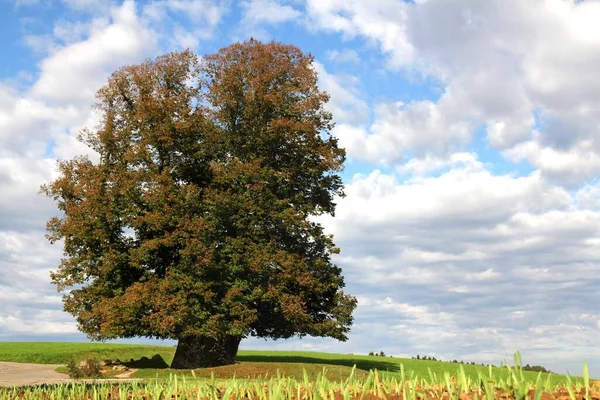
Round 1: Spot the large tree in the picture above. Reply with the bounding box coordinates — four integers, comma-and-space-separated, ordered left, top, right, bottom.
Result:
42, 39, 357, 368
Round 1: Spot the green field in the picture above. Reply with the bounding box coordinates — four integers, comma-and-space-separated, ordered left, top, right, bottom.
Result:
0, 342, 586, 385
1, 342, 597, 399
0, 342, 175, 365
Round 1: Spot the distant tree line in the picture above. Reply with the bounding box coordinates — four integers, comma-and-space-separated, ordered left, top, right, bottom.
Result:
412, 355, 441, 362
500, 362, 552, 373
381, 354, 554, 373
368, 351, 389, 357
522, 364, 551, 373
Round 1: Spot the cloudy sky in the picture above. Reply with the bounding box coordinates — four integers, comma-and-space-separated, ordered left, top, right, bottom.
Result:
1, 0, 599, 377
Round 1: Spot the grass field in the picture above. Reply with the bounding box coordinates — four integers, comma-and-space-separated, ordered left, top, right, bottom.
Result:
0, 342, 598, 399
0, 342, 588, 385
1, 372, 597, 400
0, 342, 175, 365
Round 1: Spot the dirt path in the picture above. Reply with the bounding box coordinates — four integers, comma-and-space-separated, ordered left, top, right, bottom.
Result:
0, 361, 69, 387
0, 362, 140, 387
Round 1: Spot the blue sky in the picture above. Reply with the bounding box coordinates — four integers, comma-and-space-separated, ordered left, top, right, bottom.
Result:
0, 0, 599, 377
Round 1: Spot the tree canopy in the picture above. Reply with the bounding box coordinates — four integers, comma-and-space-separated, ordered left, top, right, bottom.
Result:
42, 39, 357, 368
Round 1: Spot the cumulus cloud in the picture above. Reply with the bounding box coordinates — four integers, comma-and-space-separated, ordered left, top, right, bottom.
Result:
314, 62, 370, 126
241, 0, 302, 25
397, 152, 481, 176
142, 0, 230, 43
144, 0, 229, 25
336, 98, 473, 164
506, 139, 600, 188
325, 48, 360, 64
233, 0, 303, 40
0, 230, 79, 337
0, 157, 57, 232
305, 0, 413, 68
32, 1, 156, 104
306, 0, 600, 187
318, 160, 599, 371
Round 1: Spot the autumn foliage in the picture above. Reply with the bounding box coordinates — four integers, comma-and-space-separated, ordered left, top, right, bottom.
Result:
42, 39, 357, 368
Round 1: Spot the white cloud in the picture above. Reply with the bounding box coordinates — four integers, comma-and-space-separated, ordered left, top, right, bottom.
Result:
0, 230, 78, 336
170, 24, 201, 50
335, 99, 473, 164
32, 1, 156, 105
325, 48, 360, 64
142, 0, 228, 25
306, 0, 600, 187
505, 139, 600, 187
574, 182, 600, 210
314, 62, 369, 126
305, 0, 413, 68
0, 311, 79, 335
0, 157, 58, 231
317, 160, 599, 371
51, 20, 91, 45
397, 152, 481, 176
330, 167, 571, 242
142, 0, 230, 46
241, 0, 302, 25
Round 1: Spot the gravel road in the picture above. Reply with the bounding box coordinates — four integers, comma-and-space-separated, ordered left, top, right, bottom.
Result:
0, 361, 69, 387
0, 361, 140, 387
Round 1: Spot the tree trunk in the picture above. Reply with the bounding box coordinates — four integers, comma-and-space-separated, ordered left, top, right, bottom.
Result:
170, 335, 241, 369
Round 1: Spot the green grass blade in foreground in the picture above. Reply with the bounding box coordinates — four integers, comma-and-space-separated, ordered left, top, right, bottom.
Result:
534, 371, 545, 400
566, 372, 576, 400
584, 361, 590, 400
0, 362, 597, 400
